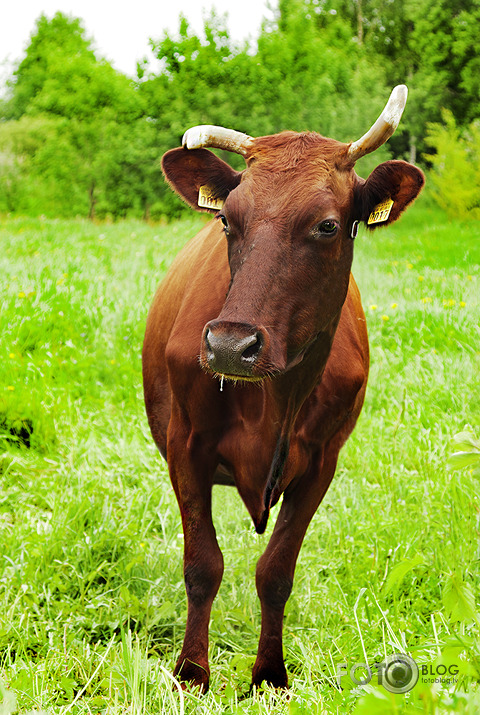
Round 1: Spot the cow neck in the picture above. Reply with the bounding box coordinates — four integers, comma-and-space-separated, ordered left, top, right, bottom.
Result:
254, 315, 340, 534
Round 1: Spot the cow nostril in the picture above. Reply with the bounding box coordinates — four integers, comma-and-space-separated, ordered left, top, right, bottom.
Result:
241, 333, 263, 363
205, 328, 213, 352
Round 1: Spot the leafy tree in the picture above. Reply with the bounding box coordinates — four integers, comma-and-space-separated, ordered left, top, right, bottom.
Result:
2, 1, 480, 219
4, 12, 142, 124
251, 0, 388, 143
139, 12, 257, 213
100, 119, 165, 220
4, 13, 95, 119
141, 12, 252, 139
450, 2, 480, 122
350, 0, 480, 160
0, 12, 153, 218
142, 2, 391, 179
0, 115, 73, 215
27, 56, 141, 122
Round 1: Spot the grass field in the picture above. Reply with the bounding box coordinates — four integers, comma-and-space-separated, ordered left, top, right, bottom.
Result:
1, 200, 480, 714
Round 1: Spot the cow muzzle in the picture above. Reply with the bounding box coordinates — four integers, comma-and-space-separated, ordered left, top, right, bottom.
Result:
202, 320, 268, 379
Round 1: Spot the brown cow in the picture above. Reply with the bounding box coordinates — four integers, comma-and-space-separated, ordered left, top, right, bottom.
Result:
142, 86, 424, 691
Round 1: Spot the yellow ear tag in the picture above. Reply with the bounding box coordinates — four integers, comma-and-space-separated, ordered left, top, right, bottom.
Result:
198, 185, 224, 210
368, 198, 394, 225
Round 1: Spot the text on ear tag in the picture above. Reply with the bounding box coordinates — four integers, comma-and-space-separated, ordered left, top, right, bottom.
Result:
198, 185, 224, 210
368, 198, 394, 225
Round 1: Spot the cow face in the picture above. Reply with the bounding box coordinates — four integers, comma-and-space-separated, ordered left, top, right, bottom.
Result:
162, 131, 424, 382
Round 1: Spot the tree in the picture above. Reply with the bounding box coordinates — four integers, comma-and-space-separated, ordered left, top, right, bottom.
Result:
356, 0, 480, 160
4, 12, 141, 124
4, 13, 95, 119
141, 3, 391, 177
0, 12, 151, 218
141, 12, 252, 139
2, 1, 480, 219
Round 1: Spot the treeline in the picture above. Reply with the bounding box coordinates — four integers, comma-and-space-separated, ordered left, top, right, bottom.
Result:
1, 0, 479, 220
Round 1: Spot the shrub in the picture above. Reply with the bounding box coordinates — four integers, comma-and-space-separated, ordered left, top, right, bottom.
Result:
424, 110, 480, 219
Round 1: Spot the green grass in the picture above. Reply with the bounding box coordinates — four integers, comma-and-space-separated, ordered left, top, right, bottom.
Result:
0, 199, 479, 713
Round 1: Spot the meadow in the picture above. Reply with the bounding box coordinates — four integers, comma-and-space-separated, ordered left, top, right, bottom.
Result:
0, 200, 479, 714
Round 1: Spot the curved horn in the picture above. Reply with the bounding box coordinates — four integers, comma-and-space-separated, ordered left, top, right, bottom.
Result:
182, 125, 254, 157
347, 85, 408, 162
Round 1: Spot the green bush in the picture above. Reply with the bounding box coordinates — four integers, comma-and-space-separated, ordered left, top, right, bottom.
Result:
425, 109, 480, 219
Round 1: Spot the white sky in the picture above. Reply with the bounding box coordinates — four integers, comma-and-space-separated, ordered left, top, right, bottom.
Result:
0, 0, 274, 87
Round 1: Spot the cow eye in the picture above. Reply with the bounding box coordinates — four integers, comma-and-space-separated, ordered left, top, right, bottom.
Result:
315, 219, 339, 237
217, 214, 230, 235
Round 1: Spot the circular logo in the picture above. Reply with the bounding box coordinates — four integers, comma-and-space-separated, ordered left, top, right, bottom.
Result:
381, 653, 419, 694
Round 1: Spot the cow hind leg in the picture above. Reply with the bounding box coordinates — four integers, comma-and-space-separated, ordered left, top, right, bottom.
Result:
251, 445, 339, 688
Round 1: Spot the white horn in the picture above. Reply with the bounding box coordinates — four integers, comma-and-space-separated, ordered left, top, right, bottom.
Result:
347, 85, 408, 162
182, 125, 254, 156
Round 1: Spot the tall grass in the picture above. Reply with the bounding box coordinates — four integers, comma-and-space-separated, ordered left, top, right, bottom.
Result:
0, 201, 479, 713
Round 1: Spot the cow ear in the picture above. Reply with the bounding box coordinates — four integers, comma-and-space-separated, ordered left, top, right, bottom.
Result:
162, 147, 243, 213
356, 160, 425, 229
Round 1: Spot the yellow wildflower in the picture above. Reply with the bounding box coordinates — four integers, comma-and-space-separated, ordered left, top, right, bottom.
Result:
381, 314, 389, 322
18, 291, 25, 298
8, 353, 15, 359
369, 304, 377, 311
391, 303, 398, 309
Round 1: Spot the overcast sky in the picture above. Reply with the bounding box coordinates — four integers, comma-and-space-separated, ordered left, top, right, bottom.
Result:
1, 0, 273, 87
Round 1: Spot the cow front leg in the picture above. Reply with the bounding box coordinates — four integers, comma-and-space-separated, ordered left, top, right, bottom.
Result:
251, 448, 338, 688
168, 422, 223, 692
173, 510, 223, 691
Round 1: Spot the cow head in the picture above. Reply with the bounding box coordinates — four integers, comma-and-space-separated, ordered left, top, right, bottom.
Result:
162, 86, 424, 382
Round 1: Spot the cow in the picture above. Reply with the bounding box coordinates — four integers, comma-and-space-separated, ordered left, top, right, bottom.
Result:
142, 85, 424, 691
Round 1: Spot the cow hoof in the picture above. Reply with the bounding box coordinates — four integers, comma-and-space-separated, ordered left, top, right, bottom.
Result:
173, 657, 210, 692
251, 662, 288, 689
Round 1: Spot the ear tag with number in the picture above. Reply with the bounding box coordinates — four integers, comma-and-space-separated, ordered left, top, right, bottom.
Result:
368, 198, 394, 225
198, 185, 224, 210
